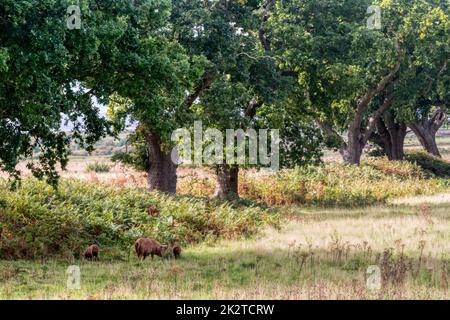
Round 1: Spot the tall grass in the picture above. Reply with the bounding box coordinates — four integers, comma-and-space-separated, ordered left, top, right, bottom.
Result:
1, 204, 449, 300
240, 158, 447, 206
177, 157, 449, 206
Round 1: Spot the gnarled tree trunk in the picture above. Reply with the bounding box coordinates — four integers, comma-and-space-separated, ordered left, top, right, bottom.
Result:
144, 131, 177, 194
408, 108, 447, 157
214, 164, 239, 199
318, 41, 401, 166
341, 124, 365, 165
409, 124, 441, 157
371, 115, 407, 160
340, 92, 397, 165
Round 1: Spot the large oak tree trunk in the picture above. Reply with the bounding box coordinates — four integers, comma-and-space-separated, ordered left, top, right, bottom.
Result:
388, 125, 407, 161
341, 122, 364, 165
341, 144, 363, 165
372, 115, 407, 160
409, 124, 441, 157
340, 43, 402, 165
214, 164, 239, 199
144, 131, 177, 194
317, 40, 402, 166
408, 108, 447, 158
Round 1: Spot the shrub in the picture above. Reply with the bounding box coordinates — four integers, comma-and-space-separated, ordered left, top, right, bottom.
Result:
238, 158, 446, 207
0, 179, 279, 260
86, 162, 111, 173
176, 158, 448, 207
177, 172, 216, 198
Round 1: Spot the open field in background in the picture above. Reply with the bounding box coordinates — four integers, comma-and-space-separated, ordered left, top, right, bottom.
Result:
323, 129, 450, 162
2, 129, 449, 182
2, 156, 449, 208
0, 202, 449, 299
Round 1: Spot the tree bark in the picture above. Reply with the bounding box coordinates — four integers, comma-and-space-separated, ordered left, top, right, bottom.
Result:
144, 131, 177, 194
409, 124, 441, 157
385, 117, 407, 161
371, 116, 406, 160
341, 124, 364, 165
340, 92, 397, 165
214, 164, 239, 199
408, 108, 447, 157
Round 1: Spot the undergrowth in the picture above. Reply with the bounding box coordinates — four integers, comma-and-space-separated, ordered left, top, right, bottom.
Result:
0, 179, 278, 260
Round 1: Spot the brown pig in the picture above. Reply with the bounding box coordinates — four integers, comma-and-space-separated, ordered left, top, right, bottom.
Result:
84, 244, 99, 260
170, 244, 182, 259
135, 238, 168, 260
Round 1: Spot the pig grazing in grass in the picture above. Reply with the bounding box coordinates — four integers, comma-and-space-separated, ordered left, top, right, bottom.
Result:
170, 244, 182, 259
135, 238, 168, 260
84, 244, 99, 260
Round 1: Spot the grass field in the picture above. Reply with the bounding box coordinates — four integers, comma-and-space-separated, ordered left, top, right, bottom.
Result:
1, 200, 449, 300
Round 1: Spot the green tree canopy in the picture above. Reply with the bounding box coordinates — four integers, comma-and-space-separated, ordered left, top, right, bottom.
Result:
1, 0, 109, 184
269, 0, 448, 164
1, 0, 201, 187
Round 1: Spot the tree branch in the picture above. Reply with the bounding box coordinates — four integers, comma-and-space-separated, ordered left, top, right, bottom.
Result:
354, 39, 402, 127
422, 58, 448, 97
258, 0, 277, 52
430, 107, 447, 134
362, 91, 395, 145
183, 71, 216, 108
245, 98, 263, 118
316, 119, 347, 149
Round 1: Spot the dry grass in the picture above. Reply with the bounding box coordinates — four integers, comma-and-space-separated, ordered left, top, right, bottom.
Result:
1, 199, 449, 300
392, 193, 450, 206
3, 154, 448, 207
0, 157, 210, 191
